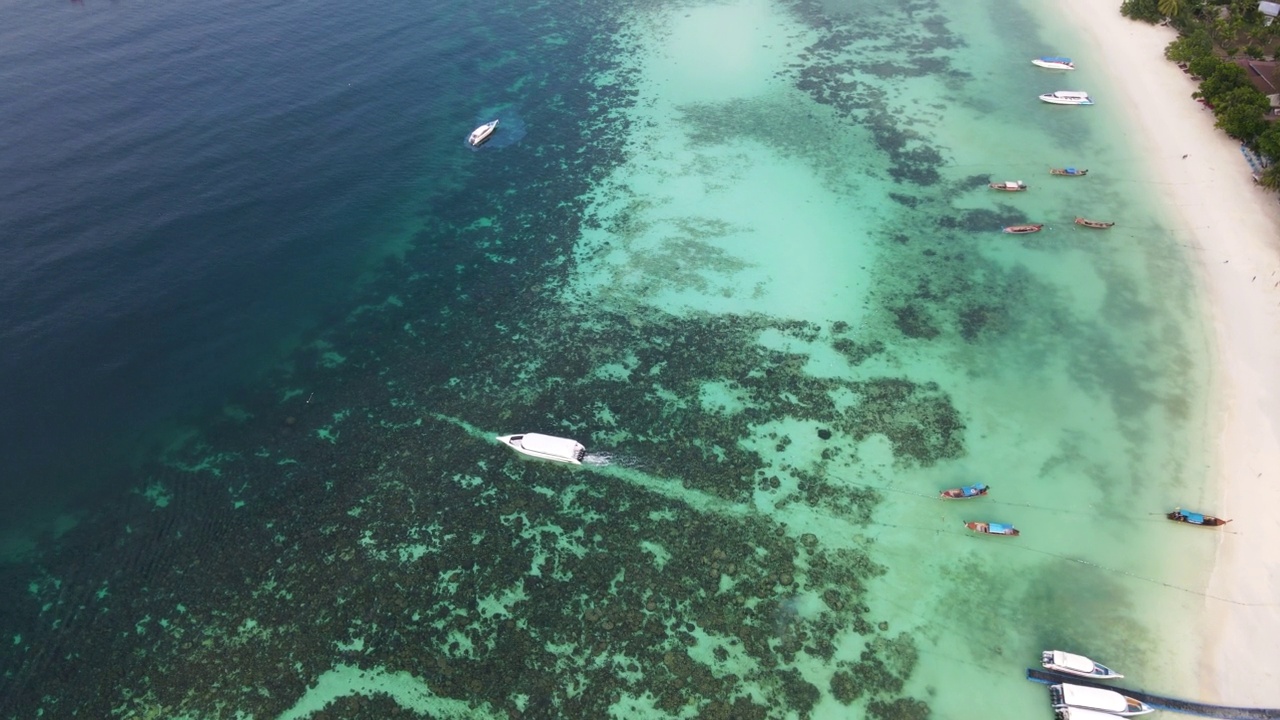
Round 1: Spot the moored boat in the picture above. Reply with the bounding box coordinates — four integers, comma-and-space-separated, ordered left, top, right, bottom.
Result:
1167, 508, 1231, 527
1050, 682, 1154, 716
1039, 91, 1094, 105
496, 432, 586, 464
468, 119, 499, 146
1074, 217, 1115, 229
941, 483, 989, 499
1050, 167, 1088, 176
1041, 650, 1124, 680
1033, 56, 1076, 70
963, 521, 1019, 536
1055, 708, 1138, 720
1003, 224, 1043, 234
989, 180, 1028, 191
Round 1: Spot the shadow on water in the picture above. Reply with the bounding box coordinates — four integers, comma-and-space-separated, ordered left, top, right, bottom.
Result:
464, 103, 527, 150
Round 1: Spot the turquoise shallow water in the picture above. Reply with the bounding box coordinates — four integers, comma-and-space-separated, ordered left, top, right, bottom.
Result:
0, 0, 1220, 717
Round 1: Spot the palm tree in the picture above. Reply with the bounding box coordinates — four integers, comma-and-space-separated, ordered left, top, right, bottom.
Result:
1159, 0, 1183, 19
1257, 163, 1280, 190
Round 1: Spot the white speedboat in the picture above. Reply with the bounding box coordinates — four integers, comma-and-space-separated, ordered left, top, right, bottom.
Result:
1042, 650, 1123, 679
1033, 56, 1075, 70
1039, 91, 1093, 105
468, 119, 499, 146
1050, 683, 1153, 716
497, 433, 586, 464
1055, 708, 1136, 720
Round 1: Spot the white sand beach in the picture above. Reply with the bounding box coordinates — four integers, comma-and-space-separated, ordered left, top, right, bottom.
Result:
1049, 0, 1280, 704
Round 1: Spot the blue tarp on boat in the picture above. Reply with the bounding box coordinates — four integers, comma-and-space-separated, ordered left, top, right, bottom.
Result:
963, 483, 988, 496
1039, 56, 1072, 63
988, 523, 1013, 534
1183, 511, 1206, 523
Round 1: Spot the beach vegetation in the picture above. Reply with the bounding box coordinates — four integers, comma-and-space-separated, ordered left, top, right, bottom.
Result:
1195, 59, 1251, 98
1165, 28, 1214, 61
1130, 0, 1280, 175
1255, 162, 1280, 188
1159, 0, 1186, 21
1121, 0, 1166, 23
1255, 121, 1280, 159
1212, 87, 1272, 138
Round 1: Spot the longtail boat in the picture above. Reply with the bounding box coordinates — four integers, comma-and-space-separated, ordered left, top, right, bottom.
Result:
1167, 508, 1231, 527
1003, 224, 1043, 234
989, 180, 1028, 191
964, 521, 1019, 537
940, 483, 989, 499
1050, 167, 1088, 176
1074, 217, 1114, 229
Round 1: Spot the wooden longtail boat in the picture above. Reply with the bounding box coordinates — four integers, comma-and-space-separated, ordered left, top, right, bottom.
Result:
989, 180, 1028, 191
1003, 224, 1044, 234
1074, 217, 1114, 229
1050, 167, 1088, 176
1167, 508, 1231, 527
940, 483, 989, 499
964, 521, 1019, 536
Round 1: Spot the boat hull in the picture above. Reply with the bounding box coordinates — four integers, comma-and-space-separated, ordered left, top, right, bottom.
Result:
1033, 59, 1076, 70
1074, 217, 1114, 229
964, 521, 1019, 536
940, 484, 989, 499
497, 433, 586, 464
989, 181, 1028, 191
1039, 92, 1094, 105
1041, 650, 1124, 680
1003, 224, 1043, 234
1050, 168, 1088, 176
1167, 510, 1231, 527
1051, 683, 1154, 716
468, 119, 499, 146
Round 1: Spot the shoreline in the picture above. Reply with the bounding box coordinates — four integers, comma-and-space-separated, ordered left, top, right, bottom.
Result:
1047, 0, 1280, 704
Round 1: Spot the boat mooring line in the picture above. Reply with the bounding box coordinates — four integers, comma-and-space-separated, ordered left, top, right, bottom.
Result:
1009, 542, 1272, 607
857, 517, 1274, 608
1026, 668, 1280, 719
823, 472, 1177, 521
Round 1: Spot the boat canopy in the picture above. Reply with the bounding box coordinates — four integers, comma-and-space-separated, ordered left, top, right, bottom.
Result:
988, 522, 1013, 533
517, 433, 584, 460
1040, 56, 1073, 63
1052, 91, 1090, 98
1059, 684, 1128, 713
963, 483, 988, 496
1182, 511, 1205, 523
1052, 651, 1097, 674
1065, 167, 1079, 173
1001, 181, 1023, 189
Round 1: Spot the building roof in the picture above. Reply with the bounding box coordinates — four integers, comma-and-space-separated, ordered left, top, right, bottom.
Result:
1260, 1, 1280, 16
1233, 59, 1280, 97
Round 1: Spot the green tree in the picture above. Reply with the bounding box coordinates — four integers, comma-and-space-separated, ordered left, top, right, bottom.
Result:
1255, 122, 1280, 160
1256, 163, 1280, 190
1188, 54, 1227, 82
1198, 61, 1251, 104
1166, 29, 1214, 62
1214, 86, 1271, 140
1159, 0, 1183, 19
1122, 0, 1164, 22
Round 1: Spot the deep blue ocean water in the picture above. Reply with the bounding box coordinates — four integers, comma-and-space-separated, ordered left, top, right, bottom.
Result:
0, 0, 523, 525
